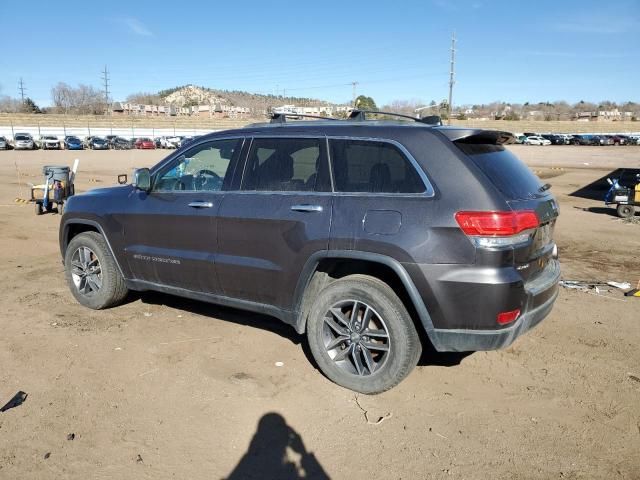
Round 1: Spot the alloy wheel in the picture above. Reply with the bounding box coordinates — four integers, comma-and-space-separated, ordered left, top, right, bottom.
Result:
70, 246, 103, 296
322, 300, 390, 376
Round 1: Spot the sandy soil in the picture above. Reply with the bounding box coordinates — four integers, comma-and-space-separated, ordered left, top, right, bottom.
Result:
0, 145, 639, 479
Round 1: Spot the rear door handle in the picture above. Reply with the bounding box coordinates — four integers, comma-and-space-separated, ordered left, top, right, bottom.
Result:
188, 201, 214, 208
290, 204, 323, 213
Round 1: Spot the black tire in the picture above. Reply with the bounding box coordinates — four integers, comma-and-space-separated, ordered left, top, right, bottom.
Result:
35, 203, 43, 215
64, 231, 128, 309
617, 204, 636, 218
306, 274, 421, 394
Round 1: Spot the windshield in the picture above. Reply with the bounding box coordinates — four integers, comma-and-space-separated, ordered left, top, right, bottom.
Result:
16, 135, 29, 140
457, 143, 545, 200
68, 137, 80, 142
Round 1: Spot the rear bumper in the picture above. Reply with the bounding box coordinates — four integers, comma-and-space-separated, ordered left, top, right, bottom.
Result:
425, 259, 560, 352
430, 285, 557, 352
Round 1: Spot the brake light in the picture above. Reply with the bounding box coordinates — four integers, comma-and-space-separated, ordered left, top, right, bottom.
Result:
455, 211, 539, 236
497, 309, 520, 325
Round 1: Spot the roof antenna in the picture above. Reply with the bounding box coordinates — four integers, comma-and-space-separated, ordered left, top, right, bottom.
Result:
348, 110, 366, 121
270, 113, 286, 124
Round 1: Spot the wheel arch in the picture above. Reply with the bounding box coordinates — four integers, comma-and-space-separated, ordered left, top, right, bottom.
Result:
60, 219, 125, 278
293, 251, 437, 344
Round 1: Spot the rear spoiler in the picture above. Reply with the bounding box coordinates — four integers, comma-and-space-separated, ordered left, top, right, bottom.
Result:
437, 129, 515, 145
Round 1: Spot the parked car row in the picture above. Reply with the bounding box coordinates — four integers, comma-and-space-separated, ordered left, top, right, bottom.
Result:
152, 135, 198, 149
515, 132, 640, 146
5, 130, 636, 152
0, 133, 196, 151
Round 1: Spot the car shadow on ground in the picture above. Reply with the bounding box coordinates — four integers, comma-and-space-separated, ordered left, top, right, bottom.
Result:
417, 339, 473, 367
573, 206, 618, 217
128, 291, 303, 345
226, 412, 330, 480
126, 291, 472, 372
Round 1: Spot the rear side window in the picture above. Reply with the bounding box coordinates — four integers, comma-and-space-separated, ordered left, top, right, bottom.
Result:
457, 143, 544, 200
329, 139, 425, 193
242, 138, 330, 192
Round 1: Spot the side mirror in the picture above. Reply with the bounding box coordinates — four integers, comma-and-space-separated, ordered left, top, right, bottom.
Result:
133, 168, 151, 192
117, 174, 128, 185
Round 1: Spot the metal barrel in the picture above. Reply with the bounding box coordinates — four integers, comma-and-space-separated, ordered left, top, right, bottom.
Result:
42, 165, 70, 183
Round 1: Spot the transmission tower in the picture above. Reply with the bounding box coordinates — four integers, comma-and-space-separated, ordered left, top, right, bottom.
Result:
18, 78, 26, 104
351, 81, 359, 107
101, 65, 111, 115
448, 32, 456, 125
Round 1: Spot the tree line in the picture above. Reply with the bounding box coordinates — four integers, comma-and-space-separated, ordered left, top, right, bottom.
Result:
0, 81, 638, 120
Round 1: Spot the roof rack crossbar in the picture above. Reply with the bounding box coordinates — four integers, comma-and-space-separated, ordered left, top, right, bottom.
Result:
348, 109, 442, 126
269, 112, 338, 124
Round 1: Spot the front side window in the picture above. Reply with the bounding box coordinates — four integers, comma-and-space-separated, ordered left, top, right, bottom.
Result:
153, 138, 242, 192
329, 139, 426, 194
242, 137, 328, 192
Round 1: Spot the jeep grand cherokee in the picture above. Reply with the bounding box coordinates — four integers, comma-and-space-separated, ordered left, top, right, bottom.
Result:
59, 112, 560, 393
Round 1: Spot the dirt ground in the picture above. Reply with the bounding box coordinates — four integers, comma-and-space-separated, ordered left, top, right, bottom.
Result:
0, 145, 639, 479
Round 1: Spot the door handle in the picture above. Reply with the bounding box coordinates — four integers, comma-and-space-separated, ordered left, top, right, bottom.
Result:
290, 204, 323, 212
188, 201, 214, 208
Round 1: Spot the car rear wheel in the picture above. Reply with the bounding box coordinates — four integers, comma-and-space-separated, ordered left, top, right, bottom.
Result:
64, 232, 128, 309
306, 274, 421, 394
617, 204, 636, 218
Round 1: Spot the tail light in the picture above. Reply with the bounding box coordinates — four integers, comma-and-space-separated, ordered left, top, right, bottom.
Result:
455, 210, 539, 248
497, 308, 520, 325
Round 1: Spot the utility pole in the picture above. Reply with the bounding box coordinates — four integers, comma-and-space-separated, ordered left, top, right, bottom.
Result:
351, 81, 359, 107
101, 65, 111, 115
448, 31, 456, 125
18, 77, 26, 104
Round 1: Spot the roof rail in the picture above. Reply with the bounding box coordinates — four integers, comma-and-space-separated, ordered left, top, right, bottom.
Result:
269, 112, 338, 124
348, 109, 442, 126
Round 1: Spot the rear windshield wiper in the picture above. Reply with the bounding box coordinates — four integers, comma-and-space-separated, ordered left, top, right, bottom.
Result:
539, 183, 552, 193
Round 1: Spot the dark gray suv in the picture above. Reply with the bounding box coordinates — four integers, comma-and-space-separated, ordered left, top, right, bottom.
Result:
59, 112, 560, 393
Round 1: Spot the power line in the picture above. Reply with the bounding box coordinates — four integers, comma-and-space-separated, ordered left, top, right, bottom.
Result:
18, 78, 26, 104
448, 31, 456, 125
101, 65, 111, 115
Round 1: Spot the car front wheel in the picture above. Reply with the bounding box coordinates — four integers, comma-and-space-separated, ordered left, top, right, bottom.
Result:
306, 274, 421, 394
64, 232, 128, 309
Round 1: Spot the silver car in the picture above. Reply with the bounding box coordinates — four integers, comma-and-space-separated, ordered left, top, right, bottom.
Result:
0, 136, 8, 150
14, 133, 35, 150
38, 135, 61, 150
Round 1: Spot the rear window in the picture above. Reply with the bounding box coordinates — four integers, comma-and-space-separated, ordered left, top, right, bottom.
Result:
457, 143, 544, 200
242, 137, 330, 192
329, 139, 425, 194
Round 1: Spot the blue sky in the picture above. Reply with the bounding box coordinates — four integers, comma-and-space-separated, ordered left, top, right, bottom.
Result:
1, 0, 638, 107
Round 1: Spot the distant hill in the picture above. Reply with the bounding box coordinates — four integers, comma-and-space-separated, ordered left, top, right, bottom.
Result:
131, 84, 340, 113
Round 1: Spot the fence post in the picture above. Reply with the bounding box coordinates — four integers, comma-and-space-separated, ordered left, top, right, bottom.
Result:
38, 122, 41, 138
63, 122, 67, 137
11, 121, 14, 139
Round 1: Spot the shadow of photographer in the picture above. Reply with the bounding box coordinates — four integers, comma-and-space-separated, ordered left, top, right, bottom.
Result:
225, 412, 329, 480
